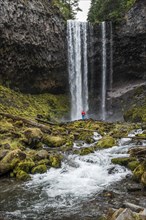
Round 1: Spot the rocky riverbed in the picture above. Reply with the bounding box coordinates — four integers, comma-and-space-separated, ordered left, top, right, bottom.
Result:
0, 110, 146, 219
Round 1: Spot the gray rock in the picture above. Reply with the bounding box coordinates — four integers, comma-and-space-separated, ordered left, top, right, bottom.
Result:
0, 0, 67, 94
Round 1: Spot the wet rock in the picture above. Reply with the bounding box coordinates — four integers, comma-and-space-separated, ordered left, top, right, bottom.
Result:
74, 147, 94, 156
35, 149, 49, 160
95, 136, 116, 149
14, 160, 35, 173
16, 170, 31, 181
49, 154, 62, 168
24, 128, 43, 147
110, 208, 140, 220
111, 157, 136, 166
123, 202, 144, 212
0, 162, 11, 175
133, 164, 145, 182
31, 164, 47, 174
2, 149, 26, 164
139, 209, 146, 220
43, 134, 66, 147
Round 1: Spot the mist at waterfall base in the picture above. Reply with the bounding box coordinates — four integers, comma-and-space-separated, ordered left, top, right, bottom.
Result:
1, 135, 139, 220
67, 20, 115, 122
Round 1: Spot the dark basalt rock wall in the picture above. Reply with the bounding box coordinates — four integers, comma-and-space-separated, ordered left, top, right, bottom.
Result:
88, 0, 146, 119
0, 0, 67, 94
113, 0, 146, 85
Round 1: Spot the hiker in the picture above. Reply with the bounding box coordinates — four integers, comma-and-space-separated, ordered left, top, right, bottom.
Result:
81, 111, 86, 120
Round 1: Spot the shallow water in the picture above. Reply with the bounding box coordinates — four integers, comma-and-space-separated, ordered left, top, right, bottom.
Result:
0, 141, 134, 220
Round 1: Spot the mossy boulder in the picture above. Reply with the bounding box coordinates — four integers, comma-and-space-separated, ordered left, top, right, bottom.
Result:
31, 164, 47, 174
43, 135, 66, 147
141, 172, 146, 186
0, 149, 27, 176
133, 164, 145, 182
37, 159, 50, 166
128, 160, 140, 171
14, 159, 35, 173
111, 157, 136, 166
0, 162, 12, 175
49, 154, 62, 168
16, 170, 31, 181
95, 136, 116, 149
78, 132, 94, 144
109, 123, 132, 138
2, 149, 26, 164
24, 128, 43, 146
35, 150, 49, 160
74, 147, 94, 156
60, 141, 73, 152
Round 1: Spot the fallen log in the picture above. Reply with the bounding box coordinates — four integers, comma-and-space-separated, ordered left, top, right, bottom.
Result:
35, 117, 58, 125
0, 113, 51, 133
112, 135, 146, 140
123, 202, 144, 212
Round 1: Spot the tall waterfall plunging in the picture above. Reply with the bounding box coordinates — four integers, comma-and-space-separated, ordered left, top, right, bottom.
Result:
101, 21, 107, 121
67, 20, 89, 121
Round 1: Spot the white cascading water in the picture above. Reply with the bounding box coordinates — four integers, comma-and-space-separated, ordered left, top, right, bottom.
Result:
109, 21, 113, 95
2, 129, 144, 219
108, 21, 113, 116
101, 21, 107, 120
67, 20, 89, 121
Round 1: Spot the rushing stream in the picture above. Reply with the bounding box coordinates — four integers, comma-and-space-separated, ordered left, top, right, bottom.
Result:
1, 132, 142, 220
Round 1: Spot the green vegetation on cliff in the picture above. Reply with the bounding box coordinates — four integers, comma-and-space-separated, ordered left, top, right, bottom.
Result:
53, 0, 81, 20
88, 0, 136, 23
0, 84, 69, 121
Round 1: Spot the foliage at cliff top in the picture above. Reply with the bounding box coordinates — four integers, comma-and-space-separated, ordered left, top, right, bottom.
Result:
88, 0, 136, 23
53, 0, 81, 20
0, 84, 69, 122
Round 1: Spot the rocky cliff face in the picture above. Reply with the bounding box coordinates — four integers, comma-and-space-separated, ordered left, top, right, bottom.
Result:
0, 0, 67, 94
88, 0, 146, 119
113, 0, 146, 84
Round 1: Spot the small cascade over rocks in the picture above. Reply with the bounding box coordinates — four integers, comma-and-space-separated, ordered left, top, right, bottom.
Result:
67, 20, 89, 121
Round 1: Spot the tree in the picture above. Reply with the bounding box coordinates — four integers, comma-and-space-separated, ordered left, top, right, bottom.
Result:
53, 0, 81, 20
88, 0, 136, 23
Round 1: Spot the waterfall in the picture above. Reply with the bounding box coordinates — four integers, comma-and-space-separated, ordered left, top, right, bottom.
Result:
67, 20, 89, 121
101, 21, 107, 120
108, 21, 113, 116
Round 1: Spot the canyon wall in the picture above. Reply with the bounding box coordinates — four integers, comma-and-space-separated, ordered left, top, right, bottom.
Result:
0, 0, 67, 94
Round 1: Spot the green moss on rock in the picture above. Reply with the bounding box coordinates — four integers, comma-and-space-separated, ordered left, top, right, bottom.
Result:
133, 164, 145, 181
35, 150, 49, 160
0, 162, 11, 175
2, 149, 26, 164
15, 160, 35, 173
31, 164, 47, 174
24, 128, 43, 141
111, 157, 136, 166
49, 154, 62, 168
96, 136, 116, 149
0, 84, 69, 121
124, 105, 146, 123
74, 147, 94, 156
43, 135, 66, 147
128, 160, 140, 171
16, 170, 31, 181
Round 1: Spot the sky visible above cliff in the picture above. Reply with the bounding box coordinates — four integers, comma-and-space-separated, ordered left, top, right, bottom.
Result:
76, 0, 91, 21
